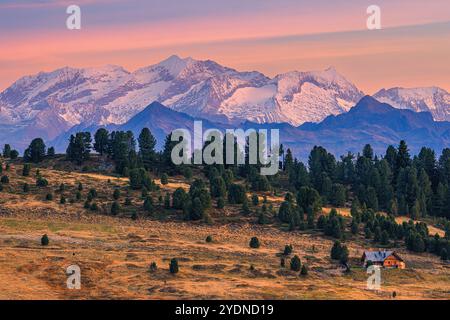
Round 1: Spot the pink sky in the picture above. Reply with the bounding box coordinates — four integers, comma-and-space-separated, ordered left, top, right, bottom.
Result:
0, 0, 449, 93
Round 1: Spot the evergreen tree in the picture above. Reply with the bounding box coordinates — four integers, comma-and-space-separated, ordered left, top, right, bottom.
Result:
24, 138, 46, 163
138, 128, 157, 170
94, 128, 109, 156
2, 144, 11, 158
169, 258, 179, 274
290, 255, 301, 272
249, 237, 260, 248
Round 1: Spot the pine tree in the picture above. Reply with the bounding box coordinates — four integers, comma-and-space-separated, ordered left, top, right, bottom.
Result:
94, 128, 109, 156
169, 258, 179, 274
24, 138, 46, 163
41, 234, 49, 246
111, 201, 120, 215
249, 237, 260, 248
138, 128, 157, 170
290, 255, 301, 272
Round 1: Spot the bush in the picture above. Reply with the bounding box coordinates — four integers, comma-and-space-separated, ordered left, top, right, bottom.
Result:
300, 264, 308, 276
441, 248, 448, 261
249, 237, 260, 249
111, 201, 120, 215
227, 183, 246, 204
124, 197, 132, 206
36, 177, 48, 187
60, 195, 66, 204
23, 183, 30, 192
149, 262, 158, 272
41, 234, 49, 246
1, 175, 9, 184
280, 258, 285, 268
252, 194, 259, 206
113, 189, 120, 200
84, 200, 90, 209
75, 191, 82, 200
88, 188, 97, 199
242, 200, 250, 215
206, 235, 213, 243
169, 258, 179, 274
90, 203, 98, 211
290, 255, 301, 272
217, 197, 225, 209
143, 196, 154, 213
160, 173, 169, 185
283, 244, 293, 256
22, 164, 31, 176
45, 193, 53, 201
172, 188, 188, 210
77, 182, 83, 191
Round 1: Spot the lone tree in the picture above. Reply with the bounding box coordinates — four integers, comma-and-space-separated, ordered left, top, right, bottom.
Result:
249, 237, 260, 249
169, 258, 179, 274
290, 255, 302, 272
41, 234, 49, 246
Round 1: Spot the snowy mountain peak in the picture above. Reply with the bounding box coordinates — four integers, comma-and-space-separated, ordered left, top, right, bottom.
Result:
374, 86, 449, 121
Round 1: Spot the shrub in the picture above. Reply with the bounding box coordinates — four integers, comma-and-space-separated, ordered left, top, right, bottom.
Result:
205, 235, 213, 243
41, 234, 49, 246
242, 200, 250, 215
111, 201, 120, 215
283, 244, 293, 256
45, 193, 53, 201
227, 183, 246, 204
60, 195, 66, 204
160, 173, 169, 185
172, 188, 188, 210
77, 182, 83, 191
217, 197, 225, 209
290, 255, 301, 272
84, 200, 90, 209
164, 192, 171, 209
1, 175, 9, 184
249, 237, 260, 249
90, 203, 98, 211
280, 258, 285, 268
149, 262, 158, 272
23, 183, 30, 192
441, 248, 448, 261
143, 196, 154, 213
169, 258, 179, 274
124, 197, 132, 206
252, 194, 259, 206
88, 188, 98, 198
76, 191, 82, 200
300, 264, 308, 276
113, 189, 120, 200
22, 164, 31, 176
36, 177, 48, 187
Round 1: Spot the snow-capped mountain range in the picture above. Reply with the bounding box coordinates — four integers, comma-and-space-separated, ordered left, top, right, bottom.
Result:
374, 87, 450, 122
0, 55, 448, 150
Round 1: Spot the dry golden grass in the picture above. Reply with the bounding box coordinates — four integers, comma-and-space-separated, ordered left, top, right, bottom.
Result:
0, 165, 448, 300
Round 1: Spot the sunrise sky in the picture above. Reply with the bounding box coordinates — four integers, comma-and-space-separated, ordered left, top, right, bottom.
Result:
0, 0, 449, 93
